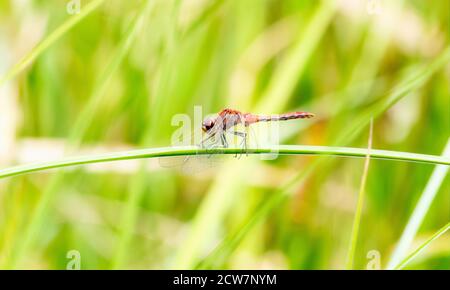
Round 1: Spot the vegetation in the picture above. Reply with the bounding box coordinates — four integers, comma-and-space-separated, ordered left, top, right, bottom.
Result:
0, 0, 448, 269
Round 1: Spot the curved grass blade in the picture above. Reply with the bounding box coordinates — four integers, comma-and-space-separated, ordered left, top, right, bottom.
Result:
0, 145, 448, 180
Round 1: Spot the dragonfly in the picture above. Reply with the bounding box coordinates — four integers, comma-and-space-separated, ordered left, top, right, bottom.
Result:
200, 108, 315, 151
160, 108, 315, 173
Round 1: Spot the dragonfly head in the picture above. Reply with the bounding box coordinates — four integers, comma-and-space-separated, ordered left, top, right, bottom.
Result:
202, 117, 215, 133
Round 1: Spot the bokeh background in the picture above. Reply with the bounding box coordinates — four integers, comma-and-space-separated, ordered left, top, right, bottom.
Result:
0, 0, 449, 269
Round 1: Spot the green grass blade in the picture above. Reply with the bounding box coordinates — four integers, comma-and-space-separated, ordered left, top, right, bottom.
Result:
0, 0, 105, 86
111, 0, 183, 269
387, 138, 450, 269
69, 4, 151, 145
111, 165, 147, 269
0, 145, 448, 180
346, 119, 373, 269
256, 0, 336, 112
394, 222, 450, 270
334, 47, 450, 146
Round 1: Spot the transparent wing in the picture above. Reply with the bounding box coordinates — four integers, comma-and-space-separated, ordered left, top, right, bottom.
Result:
159, 116, 227, 174
159, 152, 224, 175
158, 155, 191, 168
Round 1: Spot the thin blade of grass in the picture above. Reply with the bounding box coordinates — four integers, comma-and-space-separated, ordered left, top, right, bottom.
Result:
0, 0, 105, 86
387, 138, 450, 269
394, 222, 450, 270
255, 0, 336, 112
345, 119, 373, 269
0, 145, 448, 180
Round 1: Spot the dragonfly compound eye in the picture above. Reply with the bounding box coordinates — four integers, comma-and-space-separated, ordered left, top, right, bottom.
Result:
202, 117, 215, 132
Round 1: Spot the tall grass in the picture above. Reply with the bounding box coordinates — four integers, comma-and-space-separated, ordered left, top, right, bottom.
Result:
346, 119, 373, 269
3, 1, 150, 268
394, 222, 450, 270
0, 0, 105, 86
196, 47, 450, 269
387, 139, 450, 269
175, 0, 337, 269
0, 0, 448, 269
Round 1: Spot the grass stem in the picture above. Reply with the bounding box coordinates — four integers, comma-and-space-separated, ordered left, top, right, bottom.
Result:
394, 222, 450, 270
1, 145, 448, 180
0, 0, 105, 86
346, 119, 374, 269
387, 138, 450, 269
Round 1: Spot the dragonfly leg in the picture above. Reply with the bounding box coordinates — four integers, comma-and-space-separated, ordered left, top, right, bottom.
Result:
201, 135, 218, 158
202, 133, 227, 158
221, 133, 229, 148
200, 132, 216, 149
236, 112, 249, 157
227, 130, 247, 158
243, 125, 249, 157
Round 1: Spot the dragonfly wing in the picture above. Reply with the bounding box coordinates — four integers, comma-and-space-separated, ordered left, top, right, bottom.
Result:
180, 154, 223, 174
160, 113, 229, 174
158, 155, 190, 168
159, 154, 223, 175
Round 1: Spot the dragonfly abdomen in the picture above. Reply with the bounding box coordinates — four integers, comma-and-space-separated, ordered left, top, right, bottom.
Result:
254, 111, 314, 123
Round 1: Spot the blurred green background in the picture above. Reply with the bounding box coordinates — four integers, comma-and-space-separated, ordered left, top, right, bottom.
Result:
0, 0, 448, 269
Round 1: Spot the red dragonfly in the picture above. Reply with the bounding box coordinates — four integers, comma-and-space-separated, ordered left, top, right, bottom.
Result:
200, 108, 315, 150
160, 108, 314, 173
